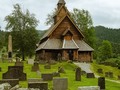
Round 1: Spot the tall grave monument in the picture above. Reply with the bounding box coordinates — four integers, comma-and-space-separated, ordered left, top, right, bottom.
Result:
8, 34, 12, 61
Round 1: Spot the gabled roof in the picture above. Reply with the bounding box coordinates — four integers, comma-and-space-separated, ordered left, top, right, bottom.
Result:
41, 14, 84, 40
54, 5, 71, 17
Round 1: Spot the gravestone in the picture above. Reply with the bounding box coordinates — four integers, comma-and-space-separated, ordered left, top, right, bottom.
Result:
75, 67, 81, 81
44, 64, 51, 69
8, 34, 12, 61
0, 67, 1, 72
0, 79, 19, 87
28, 82, 48, 90
118, 75, 120, 80
98, 77, 105, 90
86, 73, 95, 78
105, 72, 113, 78
28, 59, 34, 65
81, 71, 86, 75
105, 72, 109, 77
78, 86, 100, 90
97, 69, 103, 74
52, 72, 60, 77
53, 78, 68, 90
2, 66, 26, 81
31, 62, 39, 72
41, 73, 53, 81
58, 67, 65, 73
15, 58, 23, 66
109, 72, 113, 78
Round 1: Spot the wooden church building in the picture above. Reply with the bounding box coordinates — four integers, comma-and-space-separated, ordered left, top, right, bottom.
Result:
36, 0, 94, 62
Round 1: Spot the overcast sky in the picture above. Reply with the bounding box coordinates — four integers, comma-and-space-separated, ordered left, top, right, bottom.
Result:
0, 0, 120, 30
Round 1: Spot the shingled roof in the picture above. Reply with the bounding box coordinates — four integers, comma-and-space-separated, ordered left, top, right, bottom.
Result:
75, 40, 94, 51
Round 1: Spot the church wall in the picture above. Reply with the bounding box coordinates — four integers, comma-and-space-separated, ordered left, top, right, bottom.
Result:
78, 51, 92, 62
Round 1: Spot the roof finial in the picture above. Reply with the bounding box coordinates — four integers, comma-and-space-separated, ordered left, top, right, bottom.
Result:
58, 0, 66, 4
57, 0, 66, 9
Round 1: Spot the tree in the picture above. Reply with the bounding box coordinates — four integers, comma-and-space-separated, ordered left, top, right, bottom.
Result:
71, 8, 96, 48
98, 40, 113, 61
45, 8, 96, 48
5, 4, 39, 60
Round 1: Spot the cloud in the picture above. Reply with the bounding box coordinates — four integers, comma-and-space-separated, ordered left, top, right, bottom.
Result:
0, 0, 120, 30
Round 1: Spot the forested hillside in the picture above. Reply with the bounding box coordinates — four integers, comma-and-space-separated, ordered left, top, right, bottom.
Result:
95, 26, 120, 54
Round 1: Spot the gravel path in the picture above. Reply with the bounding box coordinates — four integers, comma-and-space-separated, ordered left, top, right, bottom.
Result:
74, 62, 93, 73
74, 62, 120, 84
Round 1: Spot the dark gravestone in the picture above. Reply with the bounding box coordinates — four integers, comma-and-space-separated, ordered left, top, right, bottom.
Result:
53, 78, 68, 90
0, 67, 1, 72
81, 71, 86, 75
0, 79, 19, 87
118, 75, 120, 80
75, 67, 81, 81
15, 57, 23, 66
105, 72, 113, 78
44, 64, 51, 69
28, 82, 48, 90
109, 72, 113, 78
98, 77, 105, 90
86, 73, 95, 78
105, 72, 109, 77
31, 62, 39, 72
3, 66, 26, 81
58, 67, 65, 73
52, 72, 60, 77
97, 69, 103, 74
41, 73, 53, 81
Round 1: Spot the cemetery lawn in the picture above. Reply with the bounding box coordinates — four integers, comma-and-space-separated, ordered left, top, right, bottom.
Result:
0, 61, 120, 90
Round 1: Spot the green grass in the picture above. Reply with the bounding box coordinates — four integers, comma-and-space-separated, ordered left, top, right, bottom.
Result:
91, 61, 120, 80
0, 61, 120, 90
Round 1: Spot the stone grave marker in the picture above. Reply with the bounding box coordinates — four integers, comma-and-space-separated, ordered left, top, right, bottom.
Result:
58, 66, 65, 73
75, 67, 81, 81
2, 66, 26, 81
52, 72, 60, 77
15, 57, 23, 66
31, 62, 39, 72
41, 73, 53, 81
28, 82, 48, 90
44, 64, 51, 69
105, 72, 113, 78
98, 77, 105, 90
97, 68, 103, 74
118, 75, 120, 80
86, 73, 95, 78
109, 72, 113, 78
0, 67, 1, 72
78, 86, 100, 90
0, 79, 19, 87
105, 72, 109, 77
81, 71, 86, 75
53, 78, 68, 90
28, 59, 34, 65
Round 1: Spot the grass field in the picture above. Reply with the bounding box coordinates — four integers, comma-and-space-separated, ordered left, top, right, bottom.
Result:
0, 60, 120, 90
